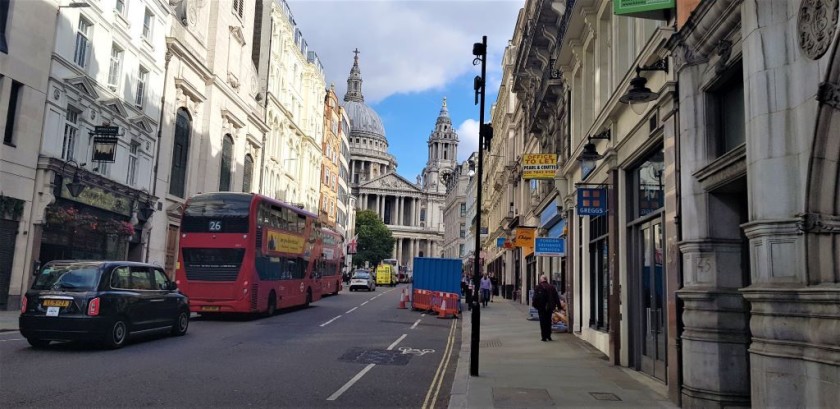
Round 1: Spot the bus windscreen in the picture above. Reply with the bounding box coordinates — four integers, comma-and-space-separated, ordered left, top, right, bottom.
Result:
182, 193, 252, 233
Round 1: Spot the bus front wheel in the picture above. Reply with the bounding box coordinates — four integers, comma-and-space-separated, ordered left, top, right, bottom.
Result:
266, 292, 277, 316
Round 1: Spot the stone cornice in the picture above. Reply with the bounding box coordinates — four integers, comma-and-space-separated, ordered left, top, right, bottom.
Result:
679, 0, 743, 60
166, 37, 212, 81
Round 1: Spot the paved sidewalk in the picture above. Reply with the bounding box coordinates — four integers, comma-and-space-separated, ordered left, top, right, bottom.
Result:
448, 299, 676, 409
0, 309, 18, 332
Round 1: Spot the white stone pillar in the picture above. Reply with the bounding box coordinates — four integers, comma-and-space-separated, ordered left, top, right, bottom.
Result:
397, 196, 403, 225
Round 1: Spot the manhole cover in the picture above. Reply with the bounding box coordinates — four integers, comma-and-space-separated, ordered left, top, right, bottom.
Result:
589, 392, 621, 401
480, 338, 502, 348
493, 387, 554, 408
338, 347, 412, 366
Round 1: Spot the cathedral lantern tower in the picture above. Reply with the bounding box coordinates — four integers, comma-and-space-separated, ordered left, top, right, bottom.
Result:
422, 97, 459, 194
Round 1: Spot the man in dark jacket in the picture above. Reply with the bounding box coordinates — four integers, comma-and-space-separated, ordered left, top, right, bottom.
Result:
532, 275, 561, 341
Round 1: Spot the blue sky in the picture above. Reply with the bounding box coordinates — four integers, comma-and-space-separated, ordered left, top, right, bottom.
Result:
287, 0, 525, 179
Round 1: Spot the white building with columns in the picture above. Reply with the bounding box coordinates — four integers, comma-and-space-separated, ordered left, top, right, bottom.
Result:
344, 52, 448, 273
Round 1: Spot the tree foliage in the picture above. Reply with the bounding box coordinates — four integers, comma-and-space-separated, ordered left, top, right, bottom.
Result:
353, 210, 395, 269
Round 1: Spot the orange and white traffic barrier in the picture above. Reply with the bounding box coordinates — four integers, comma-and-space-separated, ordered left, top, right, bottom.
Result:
397, 289, 407, 309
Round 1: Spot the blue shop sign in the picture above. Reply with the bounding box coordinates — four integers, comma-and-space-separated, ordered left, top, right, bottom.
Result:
496, 237, 506, 248
535, 238, 565, 256
577, 188, 608, 216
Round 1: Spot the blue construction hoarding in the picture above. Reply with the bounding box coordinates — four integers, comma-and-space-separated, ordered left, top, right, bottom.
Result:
412, 257, 462, 295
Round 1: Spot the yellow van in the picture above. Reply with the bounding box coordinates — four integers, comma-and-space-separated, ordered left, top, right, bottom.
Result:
375, 264, 396, 287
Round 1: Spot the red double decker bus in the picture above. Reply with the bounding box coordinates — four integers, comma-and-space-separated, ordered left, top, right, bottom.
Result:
175, 192, 338, 315
318, 228, 344, 296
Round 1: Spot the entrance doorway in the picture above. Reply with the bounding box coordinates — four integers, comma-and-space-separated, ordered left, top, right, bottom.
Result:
636, 218, 666, 380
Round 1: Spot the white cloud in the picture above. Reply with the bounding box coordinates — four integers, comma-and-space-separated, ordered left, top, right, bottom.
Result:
287, 0, 524, 103
457, 119, 480, 161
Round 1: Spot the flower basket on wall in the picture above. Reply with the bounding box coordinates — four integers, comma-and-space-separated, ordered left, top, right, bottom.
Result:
45, 206, 135, 237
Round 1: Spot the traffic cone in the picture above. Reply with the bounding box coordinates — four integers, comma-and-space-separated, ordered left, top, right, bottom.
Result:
437, 298, 448, 319
397, 289, 407, 309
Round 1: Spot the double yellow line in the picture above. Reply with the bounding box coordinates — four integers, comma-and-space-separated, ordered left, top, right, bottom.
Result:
421, 319, 458, 409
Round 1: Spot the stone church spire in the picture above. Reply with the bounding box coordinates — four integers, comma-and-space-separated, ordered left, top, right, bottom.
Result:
422, 97, 459, 194
344, 48, 364, 102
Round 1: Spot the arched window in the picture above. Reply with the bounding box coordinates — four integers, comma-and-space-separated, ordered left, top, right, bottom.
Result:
242, 154, 254, 192
219, 135, 233, 191
169, 108, 191, 197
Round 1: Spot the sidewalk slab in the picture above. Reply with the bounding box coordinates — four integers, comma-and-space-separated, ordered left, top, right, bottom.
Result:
0, 309, 19, 332
448, 299, 676, 409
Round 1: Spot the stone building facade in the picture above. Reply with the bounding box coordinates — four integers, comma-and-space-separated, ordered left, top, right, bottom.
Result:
33, 0, 171, 275
253, 0, 325, 213
319, 85, 341, 228
493, 0, 840, 407
0, 0, 57, 310
672, 0, 840, 407
442, 154, 475, 260
148, 0, 267, 274
482, 39, 523, 301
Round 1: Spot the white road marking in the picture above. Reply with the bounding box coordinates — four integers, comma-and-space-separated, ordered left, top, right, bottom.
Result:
319, 315, 342, 327
326, 364, 375, 401
345, 307, 358, 314
411, 319, 421, 329
0, 338, 23, 342
327, 333, 407, 401
361, 301, 368, 306
369, 297, 377, 301
387, 334, 407, 350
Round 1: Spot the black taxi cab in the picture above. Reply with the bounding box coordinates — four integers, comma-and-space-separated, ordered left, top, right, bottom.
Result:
19, 260, 190, 349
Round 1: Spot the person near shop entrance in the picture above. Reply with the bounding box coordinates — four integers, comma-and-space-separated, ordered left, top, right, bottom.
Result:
480, 274, 492, 308
533, 274, 561, 341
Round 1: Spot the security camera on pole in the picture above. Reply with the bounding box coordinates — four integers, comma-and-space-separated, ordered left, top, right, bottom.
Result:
470, 35, 492, 377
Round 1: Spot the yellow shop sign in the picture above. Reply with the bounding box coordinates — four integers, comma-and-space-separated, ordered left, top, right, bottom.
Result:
522, 154, 558, 180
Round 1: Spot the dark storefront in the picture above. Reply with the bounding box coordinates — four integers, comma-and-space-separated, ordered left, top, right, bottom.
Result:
39, 162, 151, 264
0, 195, 25, 310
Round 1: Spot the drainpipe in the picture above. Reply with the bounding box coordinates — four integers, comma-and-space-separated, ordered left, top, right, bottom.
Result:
146, 50, 172, 262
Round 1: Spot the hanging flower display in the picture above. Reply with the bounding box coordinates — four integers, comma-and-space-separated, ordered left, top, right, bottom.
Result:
45, 206, 135, 237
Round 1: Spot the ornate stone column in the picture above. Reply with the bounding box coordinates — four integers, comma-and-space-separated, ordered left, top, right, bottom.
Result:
396, 196, 403, 226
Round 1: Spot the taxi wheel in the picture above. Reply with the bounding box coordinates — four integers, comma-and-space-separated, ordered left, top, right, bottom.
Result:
104, 318, 128, 349
26, 338, 50, 348
171, 309, 189, 336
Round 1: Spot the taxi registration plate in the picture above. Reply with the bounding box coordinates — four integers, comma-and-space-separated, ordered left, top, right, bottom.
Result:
42, 299, 70, 308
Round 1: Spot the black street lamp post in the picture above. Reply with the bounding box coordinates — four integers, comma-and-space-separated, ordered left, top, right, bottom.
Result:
470, 35, 489, 377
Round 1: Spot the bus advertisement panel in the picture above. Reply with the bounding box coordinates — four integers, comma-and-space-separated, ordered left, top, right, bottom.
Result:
175, 193, 339, 315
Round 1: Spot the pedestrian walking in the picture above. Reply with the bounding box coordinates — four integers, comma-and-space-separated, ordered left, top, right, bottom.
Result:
465, 276, 474, 310
532, 275, 561, 341
490, 275, 498, 302
480, 274, 492, 308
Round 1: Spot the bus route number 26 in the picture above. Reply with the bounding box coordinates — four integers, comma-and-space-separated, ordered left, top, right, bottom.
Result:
208, 220, 222, 231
